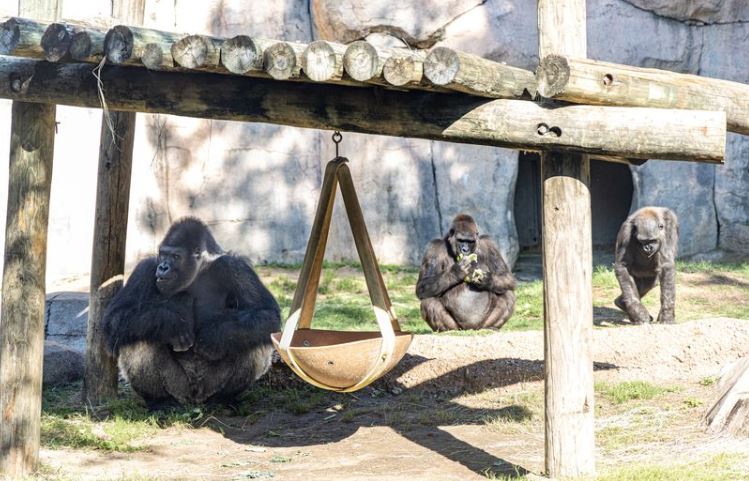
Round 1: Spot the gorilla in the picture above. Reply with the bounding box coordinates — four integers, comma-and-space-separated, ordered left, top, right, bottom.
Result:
614, 206, 679, 324
416, 214, 516, 331
103, 217, 280, 408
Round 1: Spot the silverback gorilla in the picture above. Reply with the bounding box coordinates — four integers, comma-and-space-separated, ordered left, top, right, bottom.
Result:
103, 217, 280, 408
416, 214, 516, 331
614, 206, 679, 324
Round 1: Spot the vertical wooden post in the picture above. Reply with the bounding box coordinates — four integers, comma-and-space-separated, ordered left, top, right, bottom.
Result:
83, 0, 145, 405
0, 3, 59, 476
538, 0, 595, 478
0, 101, 56, 479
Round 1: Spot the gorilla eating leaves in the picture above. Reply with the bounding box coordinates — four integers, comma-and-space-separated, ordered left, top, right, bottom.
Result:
416, 214, 516, 331
103, 217, 280, 408
614, 206, 679, 324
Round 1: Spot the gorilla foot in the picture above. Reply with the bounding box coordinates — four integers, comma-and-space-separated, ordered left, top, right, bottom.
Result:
614, 296, 626, 312
144, 397, 182, 412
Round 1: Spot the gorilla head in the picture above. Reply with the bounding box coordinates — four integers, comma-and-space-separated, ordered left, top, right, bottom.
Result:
446, 214, 479, 258
631, 208, 666, 257
155, 217, 223, 296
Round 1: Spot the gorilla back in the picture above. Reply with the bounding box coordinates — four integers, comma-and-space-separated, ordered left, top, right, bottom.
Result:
103, 217, 281, 407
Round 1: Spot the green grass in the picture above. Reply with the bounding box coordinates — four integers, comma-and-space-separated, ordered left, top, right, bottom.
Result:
262, 259, 749, 336
594, 454, 747, 481
595, 381, 673, 404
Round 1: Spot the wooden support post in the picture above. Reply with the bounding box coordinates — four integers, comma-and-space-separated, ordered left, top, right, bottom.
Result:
424, 46, 537, 98
83, 0, 144, 406
0, 98, 56, 480
0, 2, 58, 476
538, 0, 595, 478
0, 57, 726, 162
537, 54, 749, 135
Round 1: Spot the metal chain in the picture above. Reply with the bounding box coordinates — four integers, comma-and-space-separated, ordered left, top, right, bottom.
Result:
332, 130, 342, 157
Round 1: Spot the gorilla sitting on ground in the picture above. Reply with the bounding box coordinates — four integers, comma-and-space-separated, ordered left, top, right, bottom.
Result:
416, 214, 516, 331
614, 206, 679, 324
103, 217, 280, 408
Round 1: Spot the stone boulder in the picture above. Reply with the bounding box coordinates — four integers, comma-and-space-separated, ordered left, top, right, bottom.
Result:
624, 0, 749, 24
43, 340, 84, 386
46, 292, 88, 354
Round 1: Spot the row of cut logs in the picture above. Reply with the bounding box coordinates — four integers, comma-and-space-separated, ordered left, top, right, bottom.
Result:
3, 16, 749, 135
0, 16, 537, 99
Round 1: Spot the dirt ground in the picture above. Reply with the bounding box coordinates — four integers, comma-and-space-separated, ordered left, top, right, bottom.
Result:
39, 317, 749, 481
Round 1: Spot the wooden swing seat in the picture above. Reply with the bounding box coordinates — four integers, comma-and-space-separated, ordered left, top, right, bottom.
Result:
271, 157, 413, 392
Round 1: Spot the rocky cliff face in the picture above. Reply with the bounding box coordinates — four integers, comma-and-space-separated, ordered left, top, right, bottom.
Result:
0, 0, 746, 287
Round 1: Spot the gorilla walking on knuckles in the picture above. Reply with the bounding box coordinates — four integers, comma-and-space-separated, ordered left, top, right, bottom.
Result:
416, 214, 516, 331
614, 207, 679, 324
103, 217, 280, 408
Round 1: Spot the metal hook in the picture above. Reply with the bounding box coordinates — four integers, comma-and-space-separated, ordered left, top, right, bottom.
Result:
332, 131, 342, 158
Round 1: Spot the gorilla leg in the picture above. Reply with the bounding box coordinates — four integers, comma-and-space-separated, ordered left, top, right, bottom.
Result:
480, 291, 516, 329
420, 297, 461, 332
207, 344, 274, 403
118, 342, 193, 407
614, 275, 655, 324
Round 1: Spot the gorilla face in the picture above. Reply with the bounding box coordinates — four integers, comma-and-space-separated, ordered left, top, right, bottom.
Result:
632, 212, 664, 257
447, 215, 479, 258
155, 245, 200, 296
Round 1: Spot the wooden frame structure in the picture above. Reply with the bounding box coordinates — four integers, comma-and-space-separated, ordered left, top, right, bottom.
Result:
0, 0, 743, 478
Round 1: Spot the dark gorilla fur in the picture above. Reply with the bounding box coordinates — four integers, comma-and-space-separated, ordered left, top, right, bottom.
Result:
415, 214, 516, 331
614, 206, 679, 324
103, 217, 280, 407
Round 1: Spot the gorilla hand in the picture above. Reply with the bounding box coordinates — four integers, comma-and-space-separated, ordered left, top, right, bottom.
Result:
465, 268, 486, 285
628, 302, 653, 324
656, 308, 675, 324
164, 292, 195, 351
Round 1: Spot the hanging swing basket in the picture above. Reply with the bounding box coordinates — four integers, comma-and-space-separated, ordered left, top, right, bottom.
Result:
271, 153, 413, 392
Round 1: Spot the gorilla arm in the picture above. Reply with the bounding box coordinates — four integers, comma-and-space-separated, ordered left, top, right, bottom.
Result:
103, 257, 195, 355
415, 240, 469, 299
471, 236, 516, 294
193, 256, 281, 361
657, 209, 679, 324
613, 222, 652, 324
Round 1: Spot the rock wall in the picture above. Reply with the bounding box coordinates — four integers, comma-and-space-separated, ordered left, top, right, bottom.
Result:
0, 0, 747, 289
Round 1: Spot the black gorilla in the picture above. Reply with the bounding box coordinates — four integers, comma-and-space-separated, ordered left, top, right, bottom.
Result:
103, 217, 280, 407
416, 214, 516, 331
614, 206, 679, 324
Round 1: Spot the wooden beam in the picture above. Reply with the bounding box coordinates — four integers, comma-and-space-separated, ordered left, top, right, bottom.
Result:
0, 58, 725, 162
83, 0, 144, 406
302, 40, 346, 82
537, 54, 749, 135
424, 46, 537, 99
0, 17, 47, 57
538, 0, 595, 478
383, 51, 425, 87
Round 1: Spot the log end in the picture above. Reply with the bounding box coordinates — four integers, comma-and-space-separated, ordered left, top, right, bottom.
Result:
142, 43, 167, 70
302, 40, 340, 82
171, 35, 209, 69
221, 35, 261, 74
343, 40, 380, 82
70, 31, 92, 61
41, 23, 71, 63
383, 55, 420, 87
537, 54, 571, 99
0, 17, 21, 55
424, 46, 459, 86
104, 25, 134, 64
263, 42, 298, 80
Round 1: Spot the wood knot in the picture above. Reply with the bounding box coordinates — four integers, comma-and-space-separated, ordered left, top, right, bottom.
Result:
537, 123, 562, 137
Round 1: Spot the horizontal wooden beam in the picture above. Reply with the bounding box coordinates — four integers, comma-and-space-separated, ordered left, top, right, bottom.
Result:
537, 55, 749, 135
0, 57, 725, 162
424, 46, 537, 99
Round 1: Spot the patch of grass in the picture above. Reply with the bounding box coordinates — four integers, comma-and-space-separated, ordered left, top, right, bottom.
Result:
699, 376, 719, 387
683, 397, 703, 408
41, 414, 155, 452
596, 381, 672, 404
594, 453, 746, 481
507, 280, 543, 330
